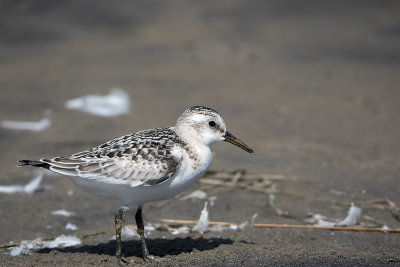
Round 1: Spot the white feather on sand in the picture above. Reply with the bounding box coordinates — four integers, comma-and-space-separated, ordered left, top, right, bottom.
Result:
51, 210, 75, 217
10, 235, 81, 256
65, 88, 130, 117
0, 173, 45, 194
192, 202, 209, 233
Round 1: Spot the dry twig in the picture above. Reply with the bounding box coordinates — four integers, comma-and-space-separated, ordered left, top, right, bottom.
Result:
161, 219, 400, 233
200, 170, 283, 194
253, 223, 400, 233
385, 198, 400, 222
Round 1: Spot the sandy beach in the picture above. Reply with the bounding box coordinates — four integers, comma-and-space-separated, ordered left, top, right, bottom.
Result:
1, 1, 400, 266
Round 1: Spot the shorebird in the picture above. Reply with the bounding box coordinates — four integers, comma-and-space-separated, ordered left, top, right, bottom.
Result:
19, 106, 253, 262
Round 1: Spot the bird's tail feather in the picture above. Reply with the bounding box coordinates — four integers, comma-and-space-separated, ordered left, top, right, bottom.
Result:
18, 160, 50, 169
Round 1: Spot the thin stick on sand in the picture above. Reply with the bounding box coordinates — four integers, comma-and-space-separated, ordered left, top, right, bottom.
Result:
252, 223, 400, 233
161, 219, 400, 233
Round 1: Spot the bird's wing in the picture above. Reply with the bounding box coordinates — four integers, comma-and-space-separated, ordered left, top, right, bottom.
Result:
41, 128, 183, 187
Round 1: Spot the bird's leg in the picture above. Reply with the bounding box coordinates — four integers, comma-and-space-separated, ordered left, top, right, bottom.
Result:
115, 206, 129, 264
135, 205, 153, 261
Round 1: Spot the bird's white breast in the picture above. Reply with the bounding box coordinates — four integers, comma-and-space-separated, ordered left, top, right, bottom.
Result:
169, 143, 212, 190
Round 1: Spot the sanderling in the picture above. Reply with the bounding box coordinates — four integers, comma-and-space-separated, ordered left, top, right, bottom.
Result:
19, 106, 253, 262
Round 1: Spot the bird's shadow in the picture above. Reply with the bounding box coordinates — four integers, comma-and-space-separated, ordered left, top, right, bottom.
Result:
37, 237, 234, 258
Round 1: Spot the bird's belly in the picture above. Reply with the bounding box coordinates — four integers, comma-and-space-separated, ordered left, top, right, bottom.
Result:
68, 161, 209, 206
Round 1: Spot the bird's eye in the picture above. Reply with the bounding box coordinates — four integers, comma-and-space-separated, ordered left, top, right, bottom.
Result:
208, 121, 216, 128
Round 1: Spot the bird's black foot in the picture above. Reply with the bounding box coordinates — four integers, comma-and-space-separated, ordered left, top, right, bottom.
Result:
139, 232, 154, 261
135, 205, 156, 262
117, 255, 132, 266
143, 254, 155, 262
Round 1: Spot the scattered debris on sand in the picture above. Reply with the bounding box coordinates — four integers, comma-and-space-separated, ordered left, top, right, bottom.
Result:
200, 170, 285, 194
10, 235, 81, 256
180, 190, 208, 201
338, 203, 362, 226
1, 111, 51, 132
65, 223, 78, 231
0, 173, 47, 194
51, 210, 75, 217
65, 88, 130, 117
305, 203, 361, 226
192, 202, 209, 233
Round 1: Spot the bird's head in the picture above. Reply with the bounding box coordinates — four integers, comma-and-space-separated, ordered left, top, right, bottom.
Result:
176, 106, 253, 153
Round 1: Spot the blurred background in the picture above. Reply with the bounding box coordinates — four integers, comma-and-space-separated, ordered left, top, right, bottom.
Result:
1, 0, 400, 264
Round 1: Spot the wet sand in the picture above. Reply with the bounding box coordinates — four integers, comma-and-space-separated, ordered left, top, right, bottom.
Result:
1, 1, 400, 266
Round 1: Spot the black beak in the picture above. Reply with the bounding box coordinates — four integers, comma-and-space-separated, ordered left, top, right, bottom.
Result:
224, 131, 254, 153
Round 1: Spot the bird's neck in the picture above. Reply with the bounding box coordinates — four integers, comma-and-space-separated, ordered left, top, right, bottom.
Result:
173, 126, 212, 166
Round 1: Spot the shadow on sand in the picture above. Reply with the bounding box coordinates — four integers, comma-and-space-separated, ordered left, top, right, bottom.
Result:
37, 237, 234, 258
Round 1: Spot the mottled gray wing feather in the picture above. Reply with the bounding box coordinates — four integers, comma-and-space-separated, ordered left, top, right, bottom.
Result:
41, 128, 183, 187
